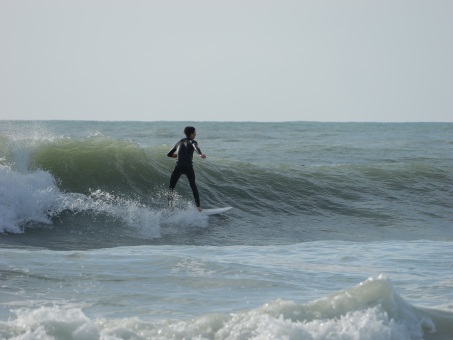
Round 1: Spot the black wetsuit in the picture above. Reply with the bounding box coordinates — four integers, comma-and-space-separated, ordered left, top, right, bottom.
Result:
167, 138, 202, 207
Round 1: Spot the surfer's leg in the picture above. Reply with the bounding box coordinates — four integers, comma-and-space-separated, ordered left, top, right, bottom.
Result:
168, 167, 182, 208
186, 168, 200, 208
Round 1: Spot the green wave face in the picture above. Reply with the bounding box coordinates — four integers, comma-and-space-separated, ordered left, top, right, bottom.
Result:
25, 135, 452, 220
30, 137, 168, 196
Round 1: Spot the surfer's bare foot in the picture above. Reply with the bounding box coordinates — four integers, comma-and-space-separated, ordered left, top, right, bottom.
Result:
197, 207, 203, 212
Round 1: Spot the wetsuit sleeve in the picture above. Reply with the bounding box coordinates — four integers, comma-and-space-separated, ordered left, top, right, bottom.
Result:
191, 140, 202, 155
167, 141, 179, 157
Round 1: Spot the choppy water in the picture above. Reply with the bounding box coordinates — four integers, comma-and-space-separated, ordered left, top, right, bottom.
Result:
0, 120, 452, 339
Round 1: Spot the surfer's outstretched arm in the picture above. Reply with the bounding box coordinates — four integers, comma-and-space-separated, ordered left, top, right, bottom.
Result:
191, 140, 206, 159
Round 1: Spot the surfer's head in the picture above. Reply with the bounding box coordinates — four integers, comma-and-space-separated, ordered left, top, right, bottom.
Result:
184, 126, 196, 138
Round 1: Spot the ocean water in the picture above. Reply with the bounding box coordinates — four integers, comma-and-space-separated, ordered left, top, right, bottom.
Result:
0, 120, 452, 339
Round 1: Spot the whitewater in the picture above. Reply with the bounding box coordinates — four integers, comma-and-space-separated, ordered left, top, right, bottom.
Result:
1, 120, 452, 339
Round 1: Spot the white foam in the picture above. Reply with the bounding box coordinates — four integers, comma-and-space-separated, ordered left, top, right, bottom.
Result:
0, 299, 430, 339
1, 276, 450, 339
86, 189, 163, 239
0, 165, 163, 237
1, 306, 99, 340
0, 165, 62, 233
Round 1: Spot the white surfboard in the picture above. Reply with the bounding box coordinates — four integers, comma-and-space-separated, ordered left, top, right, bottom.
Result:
200, 207, 232, 215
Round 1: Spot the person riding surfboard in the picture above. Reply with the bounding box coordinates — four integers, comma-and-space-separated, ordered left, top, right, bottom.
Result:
167, 126, 206, 212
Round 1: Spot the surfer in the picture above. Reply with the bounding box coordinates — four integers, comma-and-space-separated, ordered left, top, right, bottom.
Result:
167, 126, 207, 212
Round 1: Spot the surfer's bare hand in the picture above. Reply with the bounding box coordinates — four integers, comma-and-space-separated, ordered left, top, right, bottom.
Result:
200, 154, 207, 159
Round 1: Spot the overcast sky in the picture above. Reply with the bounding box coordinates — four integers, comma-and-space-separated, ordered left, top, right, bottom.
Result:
1, 0, 452, 122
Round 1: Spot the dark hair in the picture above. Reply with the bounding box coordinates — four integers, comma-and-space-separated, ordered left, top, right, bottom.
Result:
184, 126, 196, 137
